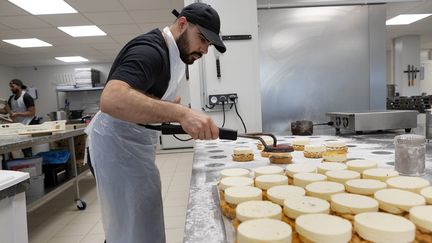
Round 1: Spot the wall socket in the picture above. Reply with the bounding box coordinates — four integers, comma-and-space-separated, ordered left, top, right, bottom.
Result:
208, 93, 238, 105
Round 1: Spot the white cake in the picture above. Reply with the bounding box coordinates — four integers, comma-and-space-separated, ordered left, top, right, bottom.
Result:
374, 188, 426, 214
293, 172, 327, 188
409, 205, 432, 232
237, 218, 292, 243
219, 176, 254, 191
345, 179, 387, 196
420, 186, 432, 204
331, 193, 379, 214
236, 200, 282, 222
325, 170, 361, 184
292, 137, 310, 146
362, 168, 399, 182
283, 196, 330, 219
255, 175, 288, 190
266, 185, 305, 206
354, 212, 415, 243
317, 162, 347, 174
233, 147, 254, 154
305, 181, 345, 201
224, 186, 262, 205
285, 164, 316, 177
254, 165, 284, 177
385, 176, 430, 193
346, 159, 377, 173
220, 168, 250, 178
304, 144, 326, 153
295, 214, 352, 243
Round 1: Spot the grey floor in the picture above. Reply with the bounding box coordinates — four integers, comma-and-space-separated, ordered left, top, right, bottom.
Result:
27, 152, 193, 243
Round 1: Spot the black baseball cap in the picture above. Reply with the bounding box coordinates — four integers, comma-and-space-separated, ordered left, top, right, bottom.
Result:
172, 3, 226, 53
10, 79, 27, 89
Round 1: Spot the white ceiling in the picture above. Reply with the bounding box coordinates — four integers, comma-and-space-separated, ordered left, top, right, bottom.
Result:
0, 0, 431, 67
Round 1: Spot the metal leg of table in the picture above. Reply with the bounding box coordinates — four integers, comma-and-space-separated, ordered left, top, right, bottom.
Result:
67, 137, 86, 210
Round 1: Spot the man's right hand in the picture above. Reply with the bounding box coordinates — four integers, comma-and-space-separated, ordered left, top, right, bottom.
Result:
179, 108, 219, 140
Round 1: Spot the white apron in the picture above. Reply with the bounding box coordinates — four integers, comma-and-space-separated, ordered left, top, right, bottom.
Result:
86, 27, 185, 243
10, 91, 34, 125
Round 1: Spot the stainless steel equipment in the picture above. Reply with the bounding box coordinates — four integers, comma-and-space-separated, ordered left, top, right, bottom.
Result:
326, 110, 418, 134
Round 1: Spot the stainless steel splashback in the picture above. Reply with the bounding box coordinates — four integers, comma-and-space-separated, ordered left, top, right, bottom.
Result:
258, 5, 386, 132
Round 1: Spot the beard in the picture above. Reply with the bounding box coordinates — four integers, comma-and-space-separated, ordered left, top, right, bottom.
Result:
176, 29, 202, 65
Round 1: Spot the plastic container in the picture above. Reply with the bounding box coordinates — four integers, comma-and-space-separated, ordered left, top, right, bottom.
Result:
37, 150, 70, 165
394, 134, 426, 176
26, 174, 45, 199
4, 157, 43, 176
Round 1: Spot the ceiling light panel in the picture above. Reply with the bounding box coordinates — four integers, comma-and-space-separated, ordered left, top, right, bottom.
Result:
58, 25, 107, 37
386, 14, 432, 25
2, 38, 52, 48
8, 0, 77, 15
55, 56, 88, 62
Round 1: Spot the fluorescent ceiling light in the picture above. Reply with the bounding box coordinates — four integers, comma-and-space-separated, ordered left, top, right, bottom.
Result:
8, 0, 77, 15
55, 56, 89, 63
386, 14, 432, 25
58, 25, 106, 37
2, 38, 52, 48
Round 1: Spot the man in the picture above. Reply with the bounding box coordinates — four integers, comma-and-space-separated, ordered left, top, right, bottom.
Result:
0, 79, 36, 125
86, 3, 226, 243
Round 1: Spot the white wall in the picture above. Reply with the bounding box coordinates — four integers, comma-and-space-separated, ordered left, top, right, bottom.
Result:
14, 63, 111, 120
0, 65, 17, 101
420, 50, 432, 95
186, 0, 262, 133
393, 35, 421, 96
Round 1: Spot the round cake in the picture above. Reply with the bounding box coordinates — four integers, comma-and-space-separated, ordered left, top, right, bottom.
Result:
220, 168, 250, 178
409, 205, 432, 233
293, 172, 327, 188
292, 137, 310, 151
303, 144, 326, 158
362, 168, 399, 182
325, 170, 361, 184
374, 188, 426, 214
317, 162, 347, 174
269, 152, 293, 164
219, 176, 254, 191
267, 185, 305, 206
283, 196, 330, 219
345, 179, 387, 196
224, 186, 263, 205
354, 212, 415, 243
305, 181, 345, 201
322, 150, 347, 163
331, 193, 379, 215
254, 165, 284, 177
420, 186, 432, 204
385, 176, 430, 193
325, 140, 348, 153
232, 147, 254, 162
285, 164, 316, 178
237, 218, 292, 243
346, 159, 377, 173
255, 175, 288, 190
295, 214, 352, 243
236, 200, 282, 222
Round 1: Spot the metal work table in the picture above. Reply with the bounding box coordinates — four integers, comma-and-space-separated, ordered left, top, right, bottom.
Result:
184, 130, 432, 243
0, 128, 88, 212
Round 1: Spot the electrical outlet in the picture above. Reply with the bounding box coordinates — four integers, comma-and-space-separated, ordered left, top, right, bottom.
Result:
208, 93, 238, 105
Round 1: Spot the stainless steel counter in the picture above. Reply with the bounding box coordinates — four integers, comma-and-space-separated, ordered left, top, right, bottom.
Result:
184, 131, 432, 243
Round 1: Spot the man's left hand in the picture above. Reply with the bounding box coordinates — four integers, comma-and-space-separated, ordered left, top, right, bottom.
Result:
10, 112, 19, 118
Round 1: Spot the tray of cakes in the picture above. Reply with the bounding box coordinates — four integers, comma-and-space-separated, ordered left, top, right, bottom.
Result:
214, 140, 432, 243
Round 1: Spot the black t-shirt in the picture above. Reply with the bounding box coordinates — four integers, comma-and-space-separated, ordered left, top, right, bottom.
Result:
8, 92, 35, 108
107, 28, 171, 98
